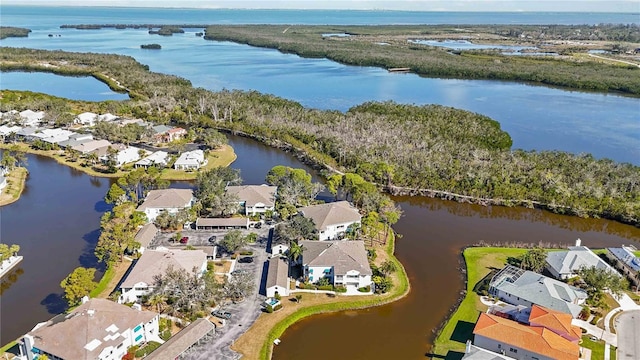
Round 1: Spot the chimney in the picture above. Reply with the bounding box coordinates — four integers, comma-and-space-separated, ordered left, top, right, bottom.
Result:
81, 295, 90, 304
575, 238, 582, 247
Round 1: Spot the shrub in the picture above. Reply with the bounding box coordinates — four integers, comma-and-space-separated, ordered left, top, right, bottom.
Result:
265, 304, 274, 313
317, 285, 334, 291
135, 341, 162, 357
357, 286, 371, 292
590, 315, 601, 325
274, 293, 281, 300
239, 250, 254, 256
274, 304, 283, 311
334, 285, 347, 293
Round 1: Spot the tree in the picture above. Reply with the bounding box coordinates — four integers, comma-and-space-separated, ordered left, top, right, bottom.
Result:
199, 128, 228, 150
278, 215, 317, 242
220, 230, 249, 254
105, 183, 127, 205
379, 260, 397, 277
295, 294, 302, 303
147, 293, 166, 313
266, 166, 324, 207
195, 167, 242, 216
519, 247, 547, 273
1, 152, 17, 170
221, 271, 254, 303
60, 267, 97, 306
288, 241, 305, 264
9, 244, 20, 257
372, 275, 392, 294
578, 266, 629, 299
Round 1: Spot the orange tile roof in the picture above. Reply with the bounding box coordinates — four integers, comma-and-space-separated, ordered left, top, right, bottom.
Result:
473, 313, 579, 360
529, 305, 582, 340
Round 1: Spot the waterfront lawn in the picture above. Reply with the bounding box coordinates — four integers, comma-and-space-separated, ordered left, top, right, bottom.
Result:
90, 259, 133, 299
232, 232, 410, 360
0, 167, 27, 206
431, 247, 527, 357
159, 144, 236, 180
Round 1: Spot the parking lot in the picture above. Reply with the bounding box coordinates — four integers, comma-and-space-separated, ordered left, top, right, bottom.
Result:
150, 227, 272, 249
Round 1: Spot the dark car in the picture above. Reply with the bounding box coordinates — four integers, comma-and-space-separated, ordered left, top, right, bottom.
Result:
238, 257, 254, 263
179, 236, 189, 244
212, 310, 232, 320
254, 222, 262, 229
208, 235, 217, 243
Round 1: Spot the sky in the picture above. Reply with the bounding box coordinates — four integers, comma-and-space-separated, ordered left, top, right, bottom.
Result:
3, 0, 640, 12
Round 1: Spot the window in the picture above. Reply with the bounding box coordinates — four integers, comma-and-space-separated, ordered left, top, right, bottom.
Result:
323, 269, 330, 274
509, 348, 517, 353
135, 334, 143, 342
309, 269, 314, 274
134, 325, 142, 332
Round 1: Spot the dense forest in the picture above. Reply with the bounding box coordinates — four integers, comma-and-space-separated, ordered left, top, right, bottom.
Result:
0, 27, 31, 40
203, 25, 640, 95
1, 47, 638, 225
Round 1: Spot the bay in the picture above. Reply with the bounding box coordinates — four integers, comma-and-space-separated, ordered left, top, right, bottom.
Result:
0, 72, 130, 101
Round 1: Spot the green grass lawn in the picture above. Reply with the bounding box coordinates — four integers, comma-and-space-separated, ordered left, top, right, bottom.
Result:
431, 247, 528, 358
580, 336, 616, 360
160, 145, 236, 180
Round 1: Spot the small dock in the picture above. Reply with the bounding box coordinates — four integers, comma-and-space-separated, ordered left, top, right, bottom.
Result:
0, 256, 23, 278
388, 67, 411, 73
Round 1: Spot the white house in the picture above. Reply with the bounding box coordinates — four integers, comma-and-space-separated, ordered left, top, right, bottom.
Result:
33, 128, 75, 144
119, 248, 208, 303
299, 201, 362, 241
174, 150, 207, 170
266, 257, 290, 298
606, 245, 640, 289
135, 151, 169, 168
300, 240, 373, 291
0, 125, 22, 137
101, 146, 145, 167
19, 298, 160, 360
225, 185, 277, 215
19, 110, 45, 127
488, 265, 588, 317
134, 223, 158, 254
545, 239, 618, 280
75, 112, 99, 126
137, 188, 195, 222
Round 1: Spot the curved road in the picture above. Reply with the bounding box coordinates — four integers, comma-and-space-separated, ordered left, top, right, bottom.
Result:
616, 310, 640, 360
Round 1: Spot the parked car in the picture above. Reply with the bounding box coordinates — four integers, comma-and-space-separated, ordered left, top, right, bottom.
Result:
179, 236, 189, 244
254, 222, 262, 229
208, 235, 217, 243
212, 310, 232, 320
238, 256, 254, 263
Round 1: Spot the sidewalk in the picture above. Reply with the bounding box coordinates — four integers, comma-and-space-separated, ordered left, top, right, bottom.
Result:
571, 319, 617, 347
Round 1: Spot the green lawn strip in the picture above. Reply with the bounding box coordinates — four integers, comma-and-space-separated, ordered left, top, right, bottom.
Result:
432, 247, 528, 356
0, 341, 17, 354
260, 232, 410, 360
90, 265, 115, 298
581, 336, 606, 359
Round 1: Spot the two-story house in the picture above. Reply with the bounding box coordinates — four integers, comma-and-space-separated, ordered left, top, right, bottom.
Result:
225, 184, 277, 216
298, 201, 361, 241
136, 188, 195, 222
300, 240, 372, 291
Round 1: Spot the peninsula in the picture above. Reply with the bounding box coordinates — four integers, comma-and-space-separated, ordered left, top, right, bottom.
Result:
1, 47, 638, 226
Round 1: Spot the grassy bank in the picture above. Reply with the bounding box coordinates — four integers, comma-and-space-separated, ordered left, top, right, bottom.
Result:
0, 167, 28, 206
431, 247, 527, 358
0, 143, 236, 181
231, 233, 410, 360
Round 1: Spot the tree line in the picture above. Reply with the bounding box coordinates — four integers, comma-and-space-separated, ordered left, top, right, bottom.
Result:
1, 47, 638, 225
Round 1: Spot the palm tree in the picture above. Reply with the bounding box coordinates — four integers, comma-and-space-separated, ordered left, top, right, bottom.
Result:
9, 244, 20, 257
288, 241, 305, 264
147, 293, 165, 313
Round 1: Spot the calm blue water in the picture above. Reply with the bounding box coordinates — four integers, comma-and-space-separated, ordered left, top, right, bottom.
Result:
410, 39, 537, 51
0, 6, 638, 165
0, 72, 129, 101
1, 6, 638, 28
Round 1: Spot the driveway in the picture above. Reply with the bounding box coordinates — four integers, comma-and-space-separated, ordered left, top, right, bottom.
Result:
615, 310, 640, 360
186, 241, 270, 360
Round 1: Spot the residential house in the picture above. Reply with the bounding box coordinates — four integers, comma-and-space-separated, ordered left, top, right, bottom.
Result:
136, 151, 169, 168
33, 128, 75, 144
0, 125, 22, 137
119, 248, 207, 303
174, 150, 207, 170
195, 217, 249, 230
134, 223, 158, 254
92, 143, 126, 158
270, 236, 289, 257
606, 245, 640, 289
15, 127, 39, 141
75, 112, 99, 126
225, 185, 277, 216
461, 343, 513, 360
472, 312, 580, 360
101, 146, 145, 167
152, 125, 186, 143
99, 113, 119, 122
137, 188, 195, 222
19, 298, 160, 360
299, 201, 361, 241
58, 133, 94, 148
545, 239, 618, 280
71, 139, 113, 154
488, 265, 588, 317
266, 257, 290, 298
19, 110, 45, 127
144, 318, 215, 360
528, 305, 581, 343
300, 240, 373, 291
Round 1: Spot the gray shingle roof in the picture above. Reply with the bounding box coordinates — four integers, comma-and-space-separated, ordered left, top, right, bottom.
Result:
300, 240, 372, 275
135, 223, 158, 249
27, 298, 157, 360
298, 201, 361, 232
266, 257, 289, 290
490, 265, 587, 317
462, 345, 513, 360
121, 249, 207, 288
546, 246, 617, 277
137, 189, 194, 211
225, 185, 277, 207
144, 318, 215, 360
607, 246, 640, 272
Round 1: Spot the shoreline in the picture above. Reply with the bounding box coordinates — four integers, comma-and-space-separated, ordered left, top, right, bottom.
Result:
0, 167, 28, 207
0, 143, 237, 181
230, 232, 411, 360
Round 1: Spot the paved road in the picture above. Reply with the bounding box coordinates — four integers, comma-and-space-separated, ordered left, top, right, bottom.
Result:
616, 310, 640, 360
187, 241, 270, 360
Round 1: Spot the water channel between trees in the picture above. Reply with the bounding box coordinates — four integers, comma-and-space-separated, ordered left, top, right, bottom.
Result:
1, 134, 639, 356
